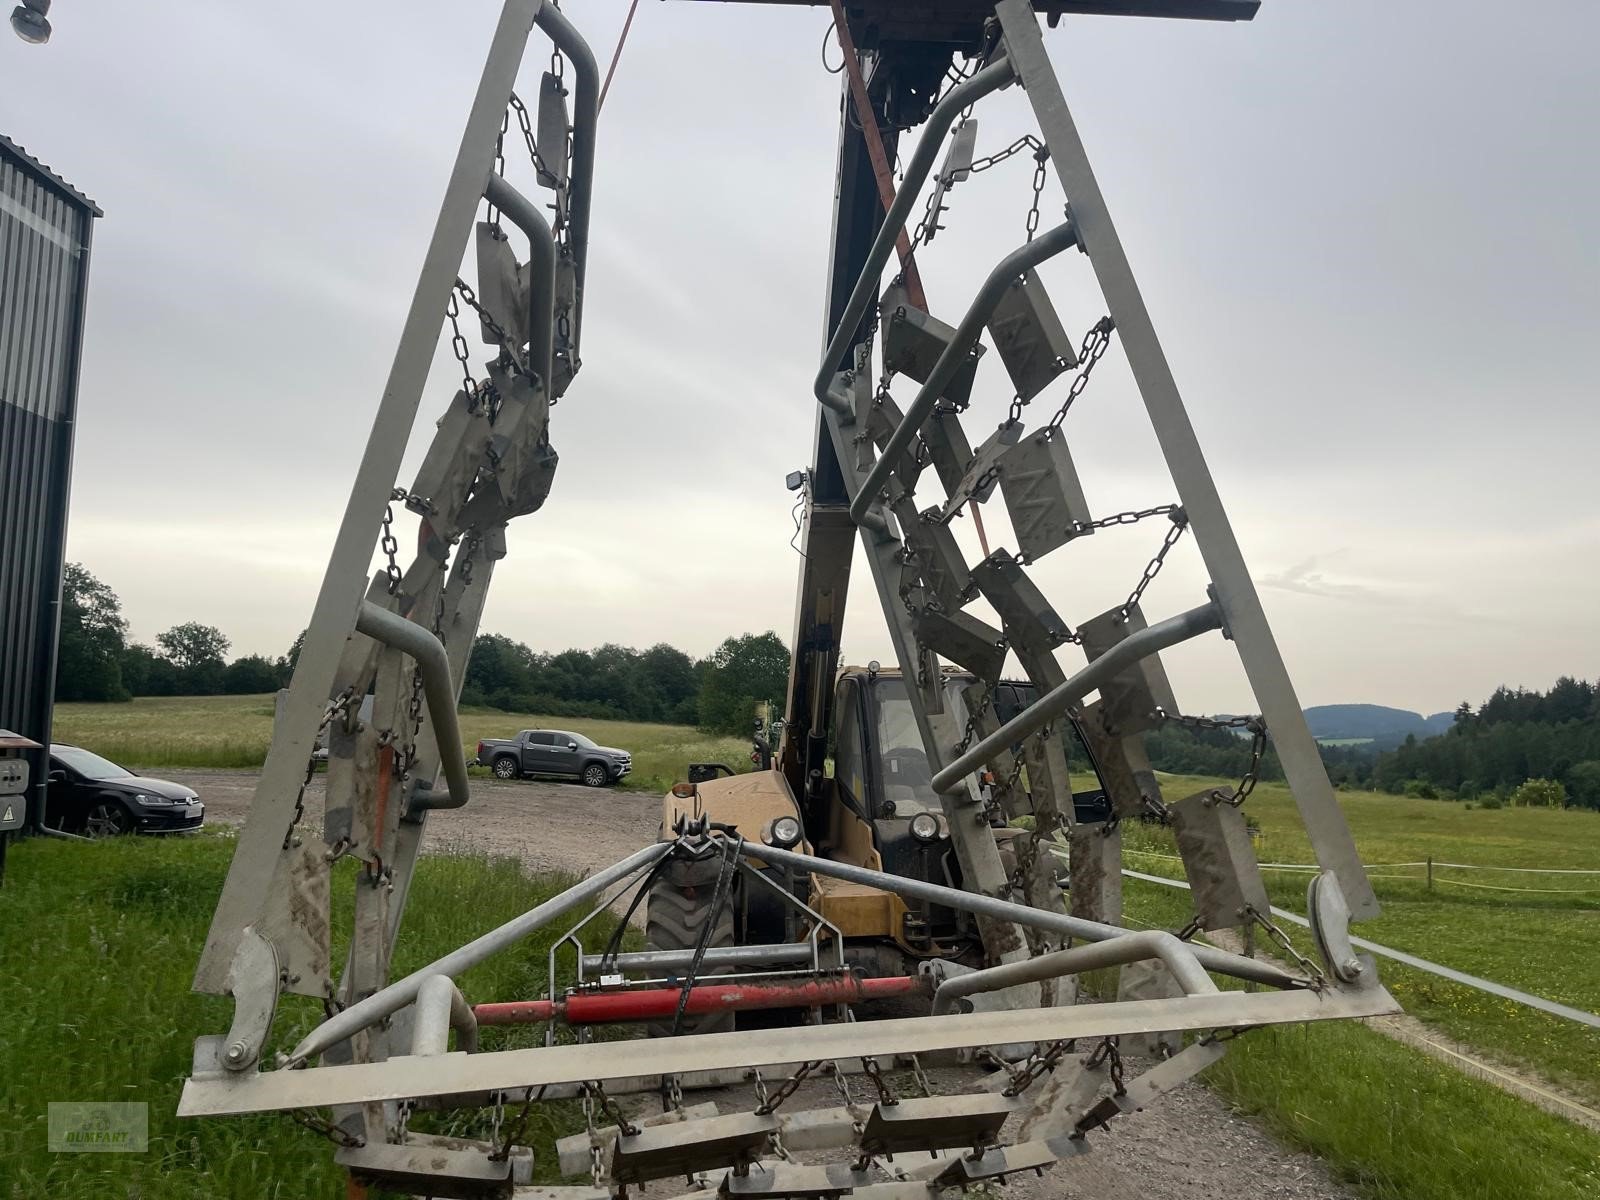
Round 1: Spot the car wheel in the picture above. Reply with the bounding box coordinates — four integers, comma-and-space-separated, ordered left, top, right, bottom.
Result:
582, 762, 609, 788
85, 801, 132, 838
492, 757, 520, 780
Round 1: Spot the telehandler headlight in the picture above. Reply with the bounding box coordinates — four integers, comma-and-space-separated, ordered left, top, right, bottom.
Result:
767, 815, 802, 848
910, 812, 941, 843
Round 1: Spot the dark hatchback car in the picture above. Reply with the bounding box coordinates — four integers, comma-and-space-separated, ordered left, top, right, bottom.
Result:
47, 744, 205, 837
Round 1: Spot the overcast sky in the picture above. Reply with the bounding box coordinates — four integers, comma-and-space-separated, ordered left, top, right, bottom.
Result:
4, 0, 1596, 717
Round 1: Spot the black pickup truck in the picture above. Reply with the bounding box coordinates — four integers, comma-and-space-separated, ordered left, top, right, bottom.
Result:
473, 729, 632, 788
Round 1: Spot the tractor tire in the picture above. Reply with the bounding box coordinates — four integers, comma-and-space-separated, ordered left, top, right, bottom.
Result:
643, 853, 737, 1039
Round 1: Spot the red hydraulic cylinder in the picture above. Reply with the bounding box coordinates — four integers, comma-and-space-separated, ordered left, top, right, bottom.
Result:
474, 974, 924, 1027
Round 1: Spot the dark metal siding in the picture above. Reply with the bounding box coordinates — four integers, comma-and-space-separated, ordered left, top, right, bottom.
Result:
0, 137, 97, 827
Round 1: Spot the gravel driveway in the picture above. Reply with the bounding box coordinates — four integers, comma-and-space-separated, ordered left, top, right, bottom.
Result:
169, 767, 1356, 1200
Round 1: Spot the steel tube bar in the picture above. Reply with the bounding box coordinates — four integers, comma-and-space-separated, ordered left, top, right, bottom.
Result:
411, 975, 480, 1055
482, 173, 556, 391
534, 2, 597, 325
475, 975, 923, 1026
1123, 868, 1600, 1030
931, 600, 1223, 791
743, 841, 1293, 989
993, 0, 1377, 919
579, 943, 815, 975
179, 985, 1397, 1117
354, 601, 471, 812
932, 930, 1215, 1015
194, 0, 542, 993
812, 59, 1015, 409
287, 840, 672, 1065
847, 220, 1078, 522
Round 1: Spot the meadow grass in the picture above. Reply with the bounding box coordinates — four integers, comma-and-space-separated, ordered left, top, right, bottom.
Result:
51, 694, 753, 792
1123, 774, 1600, 1106
0, 832, 634, 1198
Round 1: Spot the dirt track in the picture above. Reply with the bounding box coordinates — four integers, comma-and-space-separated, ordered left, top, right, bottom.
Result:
173, 768, 1356, 1200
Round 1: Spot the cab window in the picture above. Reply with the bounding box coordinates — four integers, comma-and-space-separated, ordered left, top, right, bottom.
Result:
871, 677, 939, 816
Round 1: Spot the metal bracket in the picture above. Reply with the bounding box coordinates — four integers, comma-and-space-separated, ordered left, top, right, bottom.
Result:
220, 927, 280, 1073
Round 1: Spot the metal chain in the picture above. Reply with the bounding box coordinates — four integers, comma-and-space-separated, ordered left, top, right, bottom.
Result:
508, 91, 558, 190
913, 133, 1048, 248
1246, 906, 1327, 988
909, 1054, 935, 1098
1025, 145, 1048, 241
662, 1074, 684, 1114
581, 1091, 606, 1187
1155, 710, 1268, 804
968, 133, 1044, 176
1083, 1036, 1126, 1097
380, 502, 403, 595
1046, 316, 1116, 431
584, 1080, 640, 1138
1117, 507, 1189, 620
290, 1108, 364, 1148
952, 685, 994, 758
860, 1056, 899, 1107
831, 1061, 859, 1111
492, 1091, 539, 1163
283, 687, 356, 849
754, 1060, 822, 1116
1002, 1039, 1074, 1097
1070, 503, 1181, 535
453, 277, 518, 367
444, 290, 480, 402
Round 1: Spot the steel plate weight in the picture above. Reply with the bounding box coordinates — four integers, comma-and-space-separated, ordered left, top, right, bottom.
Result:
988, 268, 1077, 401
1169, 787, 1270, 930
997, 429, 1092, 562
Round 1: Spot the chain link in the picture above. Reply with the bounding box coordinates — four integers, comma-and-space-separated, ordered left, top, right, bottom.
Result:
1117, 507, 1189, 620
380, 501, 403, 595
444, 290, 480, 402
581, 1091, 605, 1187
453, 276, 519, 371
584, 1080, 640, 1138
284, 687, 356, 849
952, 685, 994, 758
909, 1054, 935, 1098
1155, 710, 1268, 804
860, 1056, 899, 1107
969, 133, 1044, 176
508, 91, 559, 193
1025, 146, 1048, 241
754, 1060, 822, 1116
1246, 905, 1327, 987
1002, 1039, 1074, 1097
1046, 316, 1116, 431
290, 1108, 364, 1148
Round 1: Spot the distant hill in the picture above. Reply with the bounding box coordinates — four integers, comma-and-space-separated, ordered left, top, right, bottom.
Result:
1303, 704, 1454, 747
1211, 703, 1455, 750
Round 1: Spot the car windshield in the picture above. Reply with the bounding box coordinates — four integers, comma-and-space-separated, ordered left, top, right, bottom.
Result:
871, 678, 941, 816
53, 746, 132, 781
568, 732, 596, 749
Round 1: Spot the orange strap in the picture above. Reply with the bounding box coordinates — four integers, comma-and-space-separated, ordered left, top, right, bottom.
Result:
828, 0, 926, 309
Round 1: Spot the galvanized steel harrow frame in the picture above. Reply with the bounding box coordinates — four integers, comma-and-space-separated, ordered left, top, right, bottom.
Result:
181, 1, 1396, 1195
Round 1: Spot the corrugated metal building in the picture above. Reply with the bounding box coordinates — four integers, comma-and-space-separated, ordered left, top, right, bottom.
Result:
0, 134, 99, 829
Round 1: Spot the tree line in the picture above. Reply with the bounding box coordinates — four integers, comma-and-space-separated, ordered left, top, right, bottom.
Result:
54, 563, 791, 736
1364, 678, 1600, 809
461, 630, 789, 734
54, 564, 293, 700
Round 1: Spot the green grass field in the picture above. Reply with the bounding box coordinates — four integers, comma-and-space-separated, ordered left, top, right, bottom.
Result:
51, 694, 752, 793
5, 821, 1600, 1200
1124, 774, 1600, 1107
0, 832, 633, 1199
